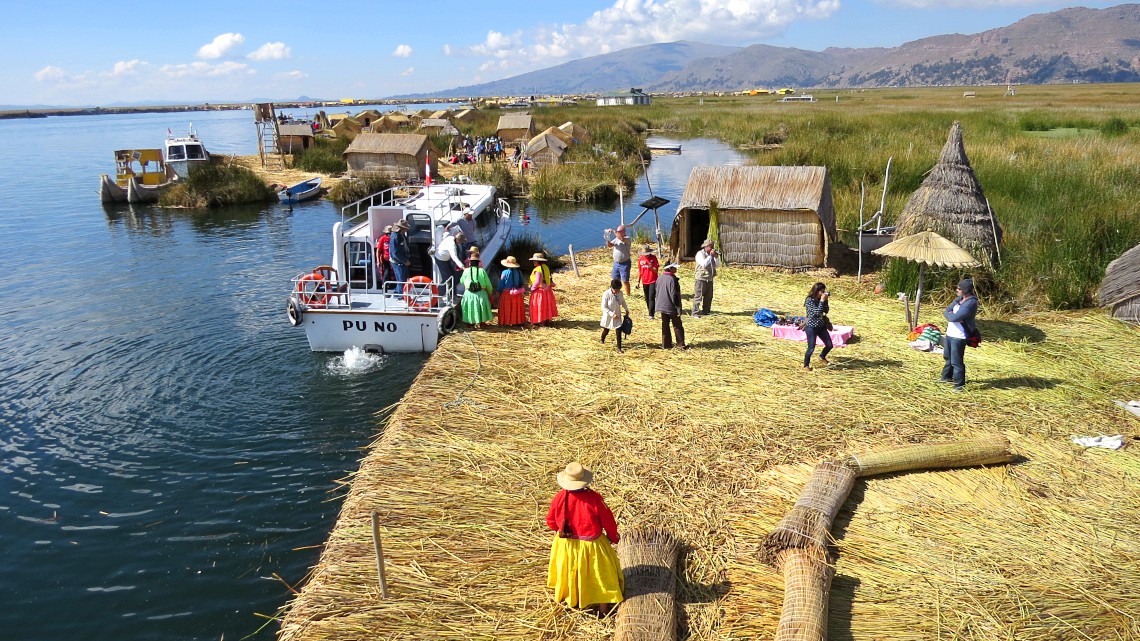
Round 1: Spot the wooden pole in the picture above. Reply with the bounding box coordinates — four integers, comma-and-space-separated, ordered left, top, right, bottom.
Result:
371, 511, 389, 598
913, 262, 926, 330
569, 244, 581, 277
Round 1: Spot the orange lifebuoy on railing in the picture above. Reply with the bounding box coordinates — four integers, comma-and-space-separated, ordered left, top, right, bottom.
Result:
295, 271, 328, 307
403, 276, 439, 311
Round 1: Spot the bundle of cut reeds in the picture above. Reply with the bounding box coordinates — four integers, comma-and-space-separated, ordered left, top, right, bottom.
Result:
842, 434, 1013, 478
615, 527, 681, 641
759, 460, 855, 567
773, 547, 834, 641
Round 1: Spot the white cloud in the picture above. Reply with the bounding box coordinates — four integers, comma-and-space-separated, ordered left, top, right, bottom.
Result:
160, 61, 252, 78
197, 33, 245, 59
466, 0, 842, 70
442, 44, 453, 56
393, 44, 413, 57
34, 65, 66, 82
109, 59, 148, 76
277, 70, 308, 80
249, 42, 291, 61
401, 67, 415, 76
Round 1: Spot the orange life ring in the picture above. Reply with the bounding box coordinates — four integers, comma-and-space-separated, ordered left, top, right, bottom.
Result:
295, 271, 328, 307
403, 275, 438, 311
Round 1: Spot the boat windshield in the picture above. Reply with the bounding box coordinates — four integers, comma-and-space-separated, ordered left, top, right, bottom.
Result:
167, 145, 185, 160
185, 144, 206, 160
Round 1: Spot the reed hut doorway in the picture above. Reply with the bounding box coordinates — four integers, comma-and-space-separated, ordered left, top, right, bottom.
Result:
684, 209, 711, 256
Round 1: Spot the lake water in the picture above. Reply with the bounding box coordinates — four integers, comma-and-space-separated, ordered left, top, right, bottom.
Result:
0, 107, 743, 640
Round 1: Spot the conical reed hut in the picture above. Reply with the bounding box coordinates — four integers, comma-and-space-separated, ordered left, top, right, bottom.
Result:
894, 121, 1002, 270
1098, 242, 1140, 323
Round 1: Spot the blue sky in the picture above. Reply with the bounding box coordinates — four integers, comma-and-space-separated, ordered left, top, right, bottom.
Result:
0, 0, 1123, 106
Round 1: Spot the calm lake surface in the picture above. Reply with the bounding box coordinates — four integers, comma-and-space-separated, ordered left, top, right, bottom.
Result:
0, 106, 743, 640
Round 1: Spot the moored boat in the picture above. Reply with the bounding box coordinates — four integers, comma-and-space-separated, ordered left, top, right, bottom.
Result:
165, 124, 210, 179
286, 180, 512, 353
98, 148, 174, 203
278, 177, 323, 204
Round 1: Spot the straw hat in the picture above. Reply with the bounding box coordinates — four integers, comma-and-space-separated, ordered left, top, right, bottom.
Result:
530, 252, 548, 262
701, 238, 714, 248
393, 219, 410, 231
557, 462, 593, 490
663, 262, 679, 271
382, 224, 392, 233
640, 244, 655, 256
501, 256, 520, 268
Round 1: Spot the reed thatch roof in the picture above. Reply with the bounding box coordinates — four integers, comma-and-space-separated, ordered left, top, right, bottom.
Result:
418, 118, 459, 136
429, 109, 453, 120
497, 113, 534, 130
1099, 242, 1140, 319
525, 132, 568, 167
895, 121, 1003, 270
278, 124, 314, 138
452, 108, 477, 122
343, 133, 430, 156
558, 121, 591, 143
677, 165, 833, 216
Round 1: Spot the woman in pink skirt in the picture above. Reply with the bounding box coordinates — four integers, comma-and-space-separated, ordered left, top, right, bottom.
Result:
528, 252, 558, 326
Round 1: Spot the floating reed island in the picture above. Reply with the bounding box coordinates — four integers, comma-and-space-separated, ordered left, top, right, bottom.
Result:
276, 248, 1139, 641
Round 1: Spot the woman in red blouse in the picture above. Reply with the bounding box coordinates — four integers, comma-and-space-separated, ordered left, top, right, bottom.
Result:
545, 462, 624, 615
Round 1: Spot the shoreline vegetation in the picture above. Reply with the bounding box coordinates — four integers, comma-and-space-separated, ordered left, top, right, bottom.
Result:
113, 83, 1140, 313
275, 247, 1139, 641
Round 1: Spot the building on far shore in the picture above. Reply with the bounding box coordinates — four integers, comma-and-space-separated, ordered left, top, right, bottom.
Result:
596, 88, 652, 106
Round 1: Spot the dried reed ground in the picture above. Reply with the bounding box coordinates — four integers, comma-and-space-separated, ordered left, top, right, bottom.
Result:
276, 248, 1139, 641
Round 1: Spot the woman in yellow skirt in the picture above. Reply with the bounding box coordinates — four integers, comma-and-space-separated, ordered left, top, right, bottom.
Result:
545, 462, 624, 616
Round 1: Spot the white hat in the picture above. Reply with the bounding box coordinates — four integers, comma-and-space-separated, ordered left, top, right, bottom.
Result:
556, 462, 594, 490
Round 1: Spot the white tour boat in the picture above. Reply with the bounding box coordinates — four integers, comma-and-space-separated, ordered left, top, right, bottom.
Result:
165, 124, 210, 179
286, 180, 512, 353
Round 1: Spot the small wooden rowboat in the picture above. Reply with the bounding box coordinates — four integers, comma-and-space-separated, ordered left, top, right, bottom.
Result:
279, 177, 323, 204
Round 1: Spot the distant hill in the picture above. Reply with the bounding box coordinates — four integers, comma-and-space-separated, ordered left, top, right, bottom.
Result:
402, 41, 742, 98
418, 4, 1140, 97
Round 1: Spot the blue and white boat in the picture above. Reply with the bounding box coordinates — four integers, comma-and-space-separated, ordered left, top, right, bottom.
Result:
279, 177, 323, 204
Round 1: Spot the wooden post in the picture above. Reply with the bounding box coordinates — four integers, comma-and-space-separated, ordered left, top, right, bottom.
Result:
569, 244, 581, 277
371, 511, 389, 598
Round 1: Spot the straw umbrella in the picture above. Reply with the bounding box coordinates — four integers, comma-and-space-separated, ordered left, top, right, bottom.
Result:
873, 230, 979, 328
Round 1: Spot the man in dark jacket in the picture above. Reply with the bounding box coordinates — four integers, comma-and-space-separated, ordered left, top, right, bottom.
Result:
939, 277, 979, 391
389, 219, 412, 285
653, 263, 687, 349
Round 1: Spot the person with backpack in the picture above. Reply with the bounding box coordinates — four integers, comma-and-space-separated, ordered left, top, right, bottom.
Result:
939, 278, 979, 392
600, 278, 630, 353
459, 248, 493, 328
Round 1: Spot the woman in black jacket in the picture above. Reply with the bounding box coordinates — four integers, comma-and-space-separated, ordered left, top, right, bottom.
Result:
803, 282, 832, 370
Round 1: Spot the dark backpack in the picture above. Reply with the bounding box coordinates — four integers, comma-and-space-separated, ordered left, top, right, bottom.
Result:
467, 268, 484, 292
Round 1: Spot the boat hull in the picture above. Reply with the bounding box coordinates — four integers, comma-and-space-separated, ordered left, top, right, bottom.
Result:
279, 178, 323, 204
100, 174, 127, 203
296, 307, 455, 353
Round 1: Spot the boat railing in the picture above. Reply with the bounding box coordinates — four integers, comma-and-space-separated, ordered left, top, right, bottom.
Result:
291, 273, 455, 313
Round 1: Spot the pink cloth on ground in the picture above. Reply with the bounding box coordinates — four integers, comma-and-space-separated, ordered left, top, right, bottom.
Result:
772, 325, 855, 347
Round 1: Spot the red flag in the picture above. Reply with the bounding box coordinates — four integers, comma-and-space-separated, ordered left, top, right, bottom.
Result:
424, 151, 432, 186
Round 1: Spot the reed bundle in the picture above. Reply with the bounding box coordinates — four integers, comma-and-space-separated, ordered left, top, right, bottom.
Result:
614, 527, 681, 641
843, 434, 1013, 477
275, 248, 1139, 641
759, 461, 855, 567
773, 547, 835, 641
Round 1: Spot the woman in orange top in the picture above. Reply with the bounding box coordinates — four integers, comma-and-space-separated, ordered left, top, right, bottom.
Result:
545, 462, 624, 616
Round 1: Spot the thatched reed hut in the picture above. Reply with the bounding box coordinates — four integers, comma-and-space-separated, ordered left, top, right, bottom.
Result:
525, 131, 568, 168
452, 108, 478, 123
367, 115, 402, 134
277, 124, 314, 153
383, 112, 412, 129
539, 125, 573, 146
343, 133, 438, 180
429, 109, 453, 120
558, 121, 591, 143
894, 121, 1003, 270
667, 165, 837, 267
331, 116, 362, 142
418, 118, 459, 137
496, 114, 536, 145
1099, 242, 1140, 323
353, 109, 382, 128
326, 112, 351, 127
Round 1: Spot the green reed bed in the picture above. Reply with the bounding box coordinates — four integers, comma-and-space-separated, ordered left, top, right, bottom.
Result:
592, 86, 1140, 312
159, 158, 277, 208
291, 136, 349, 174
529, 147, 641, 202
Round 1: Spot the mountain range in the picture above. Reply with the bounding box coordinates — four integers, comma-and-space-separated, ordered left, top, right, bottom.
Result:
406, 4, 1140, 98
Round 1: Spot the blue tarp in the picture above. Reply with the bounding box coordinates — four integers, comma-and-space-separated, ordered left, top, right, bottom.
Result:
754, 308, 778, 327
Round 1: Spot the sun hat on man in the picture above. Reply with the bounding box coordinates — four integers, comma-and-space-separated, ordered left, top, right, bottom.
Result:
393, 219, 410, 231
663, 263, 679, 272
640, 244, 655, 256
701, 238, 714, 248
557, 462, 594, 490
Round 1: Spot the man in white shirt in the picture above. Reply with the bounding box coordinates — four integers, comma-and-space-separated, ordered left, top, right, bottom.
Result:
433, 231, 466, 297
692, 238, 720, 317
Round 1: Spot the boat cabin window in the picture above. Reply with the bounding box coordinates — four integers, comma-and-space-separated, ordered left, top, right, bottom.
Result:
167, 145, 186, 160
185, 144, 206, 160
345, 240, 375, 290
407, 213, 432, 235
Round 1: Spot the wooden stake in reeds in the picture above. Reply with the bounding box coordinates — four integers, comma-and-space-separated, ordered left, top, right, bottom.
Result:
370, 511, 389, 598
774, 547, 834, 641
760, 461, 856, 568
842, 434, 1013, 478
614, 527, 681, 641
